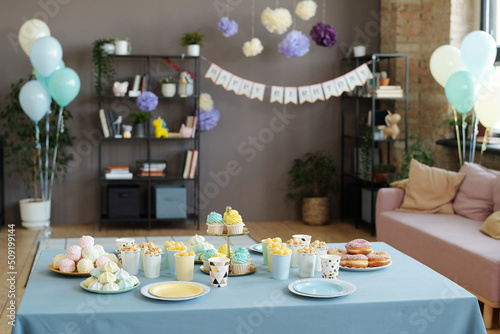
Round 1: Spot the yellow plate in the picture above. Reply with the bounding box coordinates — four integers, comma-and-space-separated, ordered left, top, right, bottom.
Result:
149, 283, 204, 298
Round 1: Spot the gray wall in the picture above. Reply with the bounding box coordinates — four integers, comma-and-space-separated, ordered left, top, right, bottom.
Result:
1, 0, 380, 225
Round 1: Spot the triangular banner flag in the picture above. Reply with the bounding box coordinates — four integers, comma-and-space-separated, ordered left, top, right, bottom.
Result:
270, 86, 284, 104
334, 76, 349, 95
355, 63, 373, 83
344, 70, 363, 91
215, 69, 232, 89
205, 63, 222, 83
322, 79, 338, 99
250, 83, 266, 101
227, 75, 243, 93
238, 79, 254, 97
310, 84, 325, 102
298, 86, 312, 104
284, 87, 298, 104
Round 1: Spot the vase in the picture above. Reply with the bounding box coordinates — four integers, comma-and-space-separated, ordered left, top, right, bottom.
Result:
134, 123, 146, 138
20, 198, 51, 230
115, 40, 129, 55
353, 45, 366, 57
187, 44, 200, 56
161, 83, 176, 97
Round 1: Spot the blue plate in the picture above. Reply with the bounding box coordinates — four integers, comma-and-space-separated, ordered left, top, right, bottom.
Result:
294, 280, 346, 296
249, 244, 263, 253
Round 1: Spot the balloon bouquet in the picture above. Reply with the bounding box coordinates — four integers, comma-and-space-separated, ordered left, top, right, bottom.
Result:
17, 19, 81, 201
430, 30, 498, 165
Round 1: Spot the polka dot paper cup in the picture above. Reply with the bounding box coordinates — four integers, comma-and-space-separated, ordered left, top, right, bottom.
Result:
320, 254, 341, 280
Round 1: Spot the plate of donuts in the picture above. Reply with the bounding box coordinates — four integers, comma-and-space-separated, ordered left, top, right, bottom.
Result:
340, 260, 392, 271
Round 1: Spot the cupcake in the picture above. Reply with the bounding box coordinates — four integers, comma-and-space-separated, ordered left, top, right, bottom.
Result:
231, 250, 251, 274
218, 244, 233, 258
206, 212, 224, 234
224, 206, 245, 235
201, 249, 217, 270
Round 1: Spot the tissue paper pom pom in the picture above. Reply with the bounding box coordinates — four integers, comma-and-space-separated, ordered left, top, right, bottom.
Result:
218, 17, 238, 37
295, 0, 317, 20
242, 38, 264, 57
136, 91, 158, 112
199, 93, 214, 112
278, 30, 310, 58
261, 7, 292, 34
310, 22, 337, 48
197, 108, 220, 132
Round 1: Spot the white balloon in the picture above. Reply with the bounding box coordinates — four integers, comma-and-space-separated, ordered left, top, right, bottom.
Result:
429, 45, 467, 88
475, 82, 500, 128
18, 19, 51, 56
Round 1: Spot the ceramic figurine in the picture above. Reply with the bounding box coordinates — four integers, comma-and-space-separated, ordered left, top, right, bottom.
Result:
113, 81, 129, 97
122, 125, 132, 138
179, 124, 193, 138
152, 117, 168, 138
382, 110, 401, 140
178, 72, 193, 98
113, 116, 122, 138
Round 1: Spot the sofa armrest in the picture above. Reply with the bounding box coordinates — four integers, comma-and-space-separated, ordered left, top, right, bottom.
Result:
376, 188, 405, 216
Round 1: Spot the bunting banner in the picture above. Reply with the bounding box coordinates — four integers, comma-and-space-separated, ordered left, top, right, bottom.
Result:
204, 61, 373, 104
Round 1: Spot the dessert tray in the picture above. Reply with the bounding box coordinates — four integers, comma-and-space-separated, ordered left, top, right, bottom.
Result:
199, 264, 257, 276
288, 278, 356, 298
141, 281, 210, 301
207, 227, 249, 237
80, 281, 139, 294
248, 244, 263, 253
340, 260, 392, 271
49, 263, 120, 277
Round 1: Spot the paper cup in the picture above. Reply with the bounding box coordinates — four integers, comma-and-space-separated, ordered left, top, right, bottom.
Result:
174, 254, 195, 281
167, 249, 180, 275
267, 242, 283, 272
315, 247, 327, 272
115, 238, 134, 261
298, 253, 316, 278
163, 245, 169, 269
321, 254, 341, 279
143, 253, 162, 278
261, 240, 270, 266
286, 243, 305, 268
292, 234, 312, 245
208, 257, 230, 287
120, 250, 140, 275
139, 251, 145, 271
270, 253, 292, 280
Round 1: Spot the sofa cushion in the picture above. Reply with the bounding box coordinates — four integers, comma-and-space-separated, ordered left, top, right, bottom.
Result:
481, 211, 500, 239
398, 159, 465, 214
453, 162, 496, 221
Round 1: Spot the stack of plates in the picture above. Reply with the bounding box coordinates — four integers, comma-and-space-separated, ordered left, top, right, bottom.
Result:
288, 278, 356, 298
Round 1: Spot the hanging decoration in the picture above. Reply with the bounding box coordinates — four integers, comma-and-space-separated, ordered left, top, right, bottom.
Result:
278, 30, 310, 58
310, 0, 337, 48
196, 92, 220, 131
242, 0, 263, 57
295, 0, 317, 21
199, 92, 214, 111
218, 0, 238, 37
136, 91, 159, 112
261, 7, 293, 34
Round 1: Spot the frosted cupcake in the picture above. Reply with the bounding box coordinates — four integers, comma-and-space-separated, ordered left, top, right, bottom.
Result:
206, 212, 224, 234
201, 249, 217, 270
224, 206, 245, 235
231, 250, 251, 274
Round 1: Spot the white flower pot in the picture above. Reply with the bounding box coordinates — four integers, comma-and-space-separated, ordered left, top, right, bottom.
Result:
115, 40, 129, 55
162, 83, 176, 97
20, 198, 51, 230
353, 45, 366, 57
187, 44, 200, 56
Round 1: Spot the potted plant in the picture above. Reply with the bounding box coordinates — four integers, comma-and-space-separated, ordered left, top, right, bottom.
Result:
388, 134, 434, 182
287, 152, 337, 225
346, 43, 369, 58
373, 163, 396, 183
161, 77, 177, 97
114, 38, 131, 55
439, 112, 472, 142
92, 38, 116, 101
180, 31, 206, 56
129, 91, 158, 138
129, 110, 149, 138
0, 75, 74, 229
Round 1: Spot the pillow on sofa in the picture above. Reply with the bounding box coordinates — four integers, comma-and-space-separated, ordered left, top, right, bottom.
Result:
390, 179, 408, 190
480, 211, 500, 239
452, 162, 497, 221
398, 159, 465, 214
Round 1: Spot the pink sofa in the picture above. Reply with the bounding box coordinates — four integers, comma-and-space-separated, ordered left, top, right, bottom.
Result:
376, 187, 500, 329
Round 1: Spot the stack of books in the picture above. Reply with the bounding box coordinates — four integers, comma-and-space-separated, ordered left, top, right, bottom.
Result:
375, 85, 404, 98
105, 165, 133, 179
99, 109, 119, 138
186, 115, 197, 138
182, 149, 198, 179
139, 161, 166, 177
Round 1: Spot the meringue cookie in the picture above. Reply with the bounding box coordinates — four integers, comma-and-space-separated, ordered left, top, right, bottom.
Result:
83, 276, 97, 288
102, 282, 120, 291
88, 280, 103, 291
66, 245, 82, 262
77, 258, 94, 273
102, 261, 119, 273
98, 272, 116, 284
58, 258, 76, 273
78, 235, 94, 250
82, 246, 100, 262
52, 254, 66, 269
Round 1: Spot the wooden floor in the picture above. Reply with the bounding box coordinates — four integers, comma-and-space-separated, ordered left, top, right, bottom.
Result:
0, 220, 497, 333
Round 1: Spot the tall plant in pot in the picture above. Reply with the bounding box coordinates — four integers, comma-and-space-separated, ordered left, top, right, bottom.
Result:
287, 152, 337, 225
180, 31, 206, 56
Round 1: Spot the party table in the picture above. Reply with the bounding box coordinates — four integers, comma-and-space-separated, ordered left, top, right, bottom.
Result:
13, 242, 486, 333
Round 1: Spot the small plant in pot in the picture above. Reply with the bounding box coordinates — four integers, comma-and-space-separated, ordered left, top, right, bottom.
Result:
287, 152, 337, 225
129, 111, 150, 138
180, 31, 206, 56
161, 76, 177, 97
373, 163, 396, 183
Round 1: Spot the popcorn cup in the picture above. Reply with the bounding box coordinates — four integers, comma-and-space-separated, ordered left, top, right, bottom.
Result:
270, 253, 292, 280
286, 243, 305, 268
174, 254, 195, 281
292, 234, 312, 245
167, 249, 180, 275
315, 247, 328, 272
298, 253, 316, 278
115, 238, 134, 261
208, 257, 230, 288
321, 254, 341, 280
261, 239, 270, 266
143, 253, 162, 279
120, 250, 140, 275
139, 251, 145, 271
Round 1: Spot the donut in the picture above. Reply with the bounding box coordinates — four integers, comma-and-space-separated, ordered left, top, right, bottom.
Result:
340, 254, 368, 268
367, 251, 391, 267
345, 239, 372, 255
327, 247, 347, 256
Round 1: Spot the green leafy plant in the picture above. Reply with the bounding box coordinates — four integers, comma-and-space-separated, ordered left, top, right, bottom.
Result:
0, 75, 74, 199
374, 163, 396, 173
180, 32, 206, 46
92, 38, 116, 101
287, 152, 337, 203
129, 110, 150, 124
162, 76, 177, 84
391, 134, 433, 181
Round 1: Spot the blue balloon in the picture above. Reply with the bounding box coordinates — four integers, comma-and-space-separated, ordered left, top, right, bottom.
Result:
445, 71, 476, 114
35, 60, 65, 87
19, 80, 51, 122
461, 31, 497, 76
48, 67, 80, 107
30, 36, 63, 77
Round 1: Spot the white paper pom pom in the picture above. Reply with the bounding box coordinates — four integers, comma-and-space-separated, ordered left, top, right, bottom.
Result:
199, 93, 214, 112
295, 0, 317, 21
261, 7, 293, 34
242, 38, 264, 57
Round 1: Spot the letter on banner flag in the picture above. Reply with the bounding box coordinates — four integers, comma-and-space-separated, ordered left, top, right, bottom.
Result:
298, 86, 312, 104
227, 75, 243, 93
310, 84, 325, 102
334, 76, 349, 95
322, 79, 338, 99
215, 69, 232, 89
355, 63, 373, 84
238, 79, 253, 97
284, 87, 298, 104
270, 86, 284, 104
205, 63, 222, 83
344, 70, 363, 91
250, 83, 266, 101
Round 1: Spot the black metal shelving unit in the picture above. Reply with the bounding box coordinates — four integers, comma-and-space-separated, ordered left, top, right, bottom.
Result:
97, 54, 200, 231
340, 54, 408, 235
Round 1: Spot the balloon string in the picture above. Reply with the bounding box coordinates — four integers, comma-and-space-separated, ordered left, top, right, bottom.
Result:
472, 113, 479, 162
48, 107, 64, 201
462, 118, 466, 164
453, 107, 463, 166
479, 127, 489, 165
45, 114, 49, 200
469, 112, 474, 163
35, 122, 45, 201
323, 0, 326, 24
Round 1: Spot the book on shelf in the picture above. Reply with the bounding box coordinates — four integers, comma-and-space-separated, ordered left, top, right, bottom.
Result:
99, 109, 110, 138
106, 165, 130, 172
189, 149, 198, 178
182, 149, 194, 179
186, 115, 197, 138
140, 170, 164, 177
375, 85, 403, 98
105, 172, 133, 180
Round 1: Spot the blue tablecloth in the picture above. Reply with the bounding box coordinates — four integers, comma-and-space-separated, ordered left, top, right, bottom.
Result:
13, 242, 486, 334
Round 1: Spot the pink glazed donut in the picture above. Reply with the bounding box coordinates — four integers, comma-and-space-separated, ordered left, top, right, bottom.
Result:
345, 239, 372, 255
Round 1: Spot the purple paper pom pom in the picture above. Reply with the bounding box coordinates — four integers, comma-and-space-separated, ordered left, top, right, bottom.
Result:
197, 107, 220, 132
310, 22, 337, 48
278, 30, 310, 58
218, 17, 238, 37
136, 91, 158, 112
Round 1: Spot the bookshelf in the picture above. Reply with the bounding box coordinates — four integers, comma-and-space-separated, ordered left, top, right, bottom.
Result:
96, 54, 200, 230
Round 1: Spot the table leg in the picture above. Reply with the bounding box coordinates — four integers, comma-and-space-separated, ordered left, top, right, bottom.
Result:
483, 304, 493, 329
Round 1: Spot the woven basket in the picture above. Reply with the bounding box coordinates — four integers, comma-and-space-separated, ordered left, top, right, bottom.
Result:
302, 197, 329, 225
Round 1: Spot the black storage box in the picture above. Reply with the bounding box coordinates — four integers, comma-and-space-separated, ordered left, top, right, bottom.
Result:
107, 185, 141, 218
